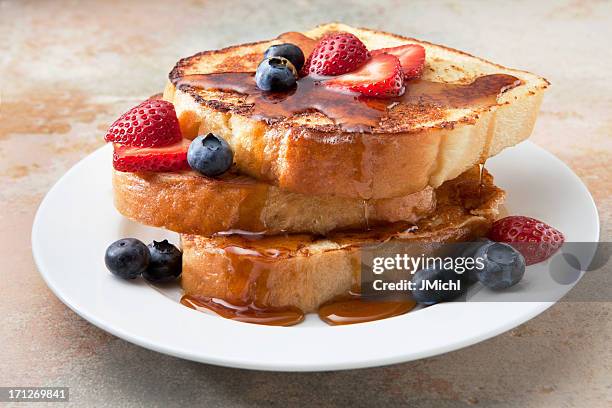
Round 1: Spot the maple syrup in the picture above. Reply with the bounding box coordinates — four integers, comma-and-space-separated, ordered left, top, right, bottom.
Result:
181, 233, 317, 327
175, 73, 521, 133
181, 295, 304, 326
478, 162, 485, 197
318, 294, 416, 326
179, 222, 427, 326
216, 233, 315, 305
181, 293, 416, 327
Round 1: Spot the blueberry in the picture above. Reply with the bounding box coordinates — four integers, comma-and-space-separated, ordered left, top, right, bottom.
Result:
105, 238, 149, 279
264, 43, 305, 72
411, 267, 467, 305
474, 242, 525, 290
187, 133, 233, 177
460, 238, 493, 282
255, 57, 297, 91
143, 240, 182, 283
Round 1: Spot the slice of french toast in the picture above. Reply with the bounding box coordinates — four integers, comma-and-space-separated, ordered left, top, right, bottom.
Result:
112, 168, 435, 235
164, 23, 548, 199
181, 167, 504, 312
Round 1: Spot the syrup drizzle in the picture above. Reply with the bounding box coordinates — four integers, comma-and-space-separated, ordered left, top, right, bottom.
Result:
181, 295, 304, 326
180, 223, 426, 326
175, 73, 521, 133
181, 234, 313, 326
318, 294, 416, 326
180, 294, 416, 327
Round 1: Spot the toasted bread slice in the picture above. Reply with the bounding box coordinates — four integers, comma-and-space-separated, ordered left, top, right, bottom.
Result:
181, 167, 504, 312
164, 23, 548, 199
112, 168, 435, 235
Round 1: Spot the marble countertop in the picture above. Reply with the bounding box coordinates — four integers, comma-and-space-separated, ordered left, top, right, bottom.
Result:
1, 0, 610, 406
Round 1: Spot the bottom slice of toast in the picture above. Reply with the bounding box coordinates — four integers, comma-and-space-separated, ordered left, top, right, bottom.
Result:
181, 166, 504, 313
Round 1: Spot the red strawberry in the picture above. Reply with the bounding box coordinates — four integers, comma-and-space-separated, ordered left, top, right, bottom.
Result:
113, 139, 191, 172
105, 100, 182, 147
488, 216, 565, 265
300, 53, 313, 77
324, 53, 405, 98
372, 44, 426, 80
305, 32, 370, 76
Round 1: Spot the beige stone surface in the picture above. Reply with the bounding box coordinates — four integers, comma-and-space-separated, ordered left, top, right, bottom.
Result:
0, 0, 611, 406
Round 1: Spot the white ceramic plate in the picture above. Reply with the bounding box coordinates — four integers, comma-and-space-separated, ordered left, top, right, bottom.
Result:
32, 142, 599, 371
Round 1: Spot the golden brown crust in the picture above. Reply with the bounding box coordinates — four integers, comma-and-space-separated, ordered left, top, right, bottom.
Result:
180, 168, 505, 312
112, 169, 435, 235
165, 23, 548, 199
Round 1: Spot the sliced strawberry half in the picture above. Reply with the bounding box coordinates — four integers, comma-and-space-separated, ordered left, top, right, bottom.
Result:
372, 44, 426, 80
113, 139, 191, 172
324, 53, 405, 98
105, 100, 182, 148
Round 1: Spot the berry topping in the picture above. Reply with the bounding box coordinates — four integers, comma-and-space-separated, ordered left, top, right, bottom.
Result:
324, 53, 405, 98
105, 100, 182, 147
305, 32, 370, 76
105, 238, 150, 279
473, 241, 525, 290
255, 56, 298, 91
372, 44, 426, 80
143, 240, 182, 283
264, 43, 305, 72
300, 53, 312, 77
187, 133, 234, 177
488, 216, 565, 265
113, 138, 190, 172
461, 238, 494, 282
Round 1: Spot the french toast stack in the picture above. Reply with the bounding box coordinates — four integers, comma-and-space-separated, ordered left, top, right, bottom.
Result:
112, 23, 548, 315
